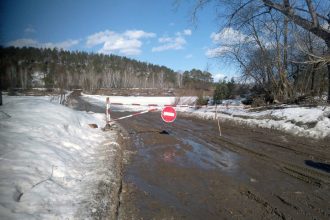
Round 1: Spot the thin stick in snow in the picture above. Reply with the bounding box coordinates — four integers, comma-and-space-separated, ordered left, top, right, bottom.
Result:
0, 110, 11, 119
31, 165, 55, 189
17, 166, 63, 202
215, 104, 217, 120
218, 119, 222, 137
215, 104, 221, 136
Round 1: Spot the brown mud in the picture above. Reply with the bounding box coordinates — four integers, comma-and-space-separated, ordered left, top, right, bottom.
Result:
115, 111, 330, 220
70, 96, 330, 219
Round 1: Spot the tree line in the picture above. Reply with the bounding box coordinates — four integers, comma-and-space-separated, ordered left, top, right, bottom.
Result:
0, 46, 213, 92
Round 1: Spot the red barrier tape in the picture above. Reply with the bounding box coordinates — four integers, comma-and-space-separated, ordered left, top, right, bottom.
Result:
108, 102, 246, 108
110, 108, 157, 122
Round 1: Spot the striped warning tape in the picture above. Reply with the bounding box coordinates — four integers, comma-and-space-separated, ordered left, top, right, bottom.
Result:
104, 96, 249, 124
109, 102, 247, 108
109, 108, 157, 122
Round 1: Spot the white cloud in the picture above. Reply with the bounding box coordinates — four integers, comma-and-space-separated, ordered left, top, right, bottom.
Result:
213, 73, 226, 82
152, 36, 186, 52
205, 46, 232, 58
100, 38, 142, 56
86, 29, 156, 56
159, 37, 172, 43
152, 29, 192, 52
185, 54, 193, 59
24, 26, 36, 34
207, 27, 278, 58
206, 27, 253, 58
183, 29, 192, 36
50, 39, 80, 49
7, 38, 38, 47
6, 38, 79, 50
124, 30, 156, 39
86, 30, 115, 47
211, 27, 251, 45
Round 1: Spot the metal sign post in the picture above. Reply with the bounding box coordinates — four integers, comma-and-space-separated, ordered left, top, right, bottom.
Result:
160, 106, 177, 134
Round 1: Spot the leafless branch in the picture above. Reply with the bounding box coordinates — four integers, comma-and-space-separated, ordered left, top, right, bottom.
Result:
228, 0, 256, 25
305, 0, 320, 28
291, 31, 330, 66
235, 8, 271, 29
262, 0, 330, 41
294, 7, 330, 23
191, 0, 212, 25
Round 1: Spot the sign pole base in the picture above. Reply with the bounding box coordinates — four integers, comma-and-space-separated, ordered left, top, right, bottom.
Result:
160, 121, 170, 135
104, 123, 112, 131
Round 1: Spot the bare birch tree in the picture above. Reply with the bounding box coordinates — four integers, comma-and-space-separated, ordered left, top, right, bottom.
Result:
191, 0, 330, 102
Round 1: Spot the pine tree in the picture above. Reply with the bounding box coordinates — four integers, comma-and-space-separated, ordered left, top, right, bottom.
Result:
213, 80, 229, 104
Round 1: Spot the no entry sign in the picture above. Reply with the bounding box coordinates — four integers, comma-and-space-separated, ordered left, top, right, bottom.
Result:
161, 106, 177, 123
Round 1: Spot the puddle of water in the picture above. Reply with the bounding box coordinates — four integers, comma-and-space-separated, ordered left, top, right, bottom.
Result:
178, 138, 238, 171
128, 121, 250, 184
126, 173, 186, 210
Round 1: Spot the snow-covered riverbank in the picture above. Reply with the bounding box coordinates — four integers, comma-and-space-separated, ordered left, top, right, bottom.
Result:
0, 96, 120, 219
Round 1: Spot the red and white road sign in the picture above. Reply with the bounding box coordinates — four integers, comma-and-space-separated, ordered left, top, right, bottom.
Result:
161, 106, 177, 123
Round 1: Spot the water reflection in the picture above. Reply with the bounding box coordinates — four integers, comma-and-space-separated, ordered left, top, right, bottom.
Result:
162, 149, 176, 162
179, 138, 239, 171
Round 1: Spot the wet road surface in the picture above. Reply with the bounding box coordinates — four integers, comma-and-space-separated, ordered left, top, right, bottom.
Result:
71, 97, 330, 219
114, 110, 330, 219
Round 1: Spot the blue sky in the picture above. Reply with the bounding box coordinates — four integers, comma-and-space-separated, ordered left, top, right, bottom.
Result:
0, 0, 238, 81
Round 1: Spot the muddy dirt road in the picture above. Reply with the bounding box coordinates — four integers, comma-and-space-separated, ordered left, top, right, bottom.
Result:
72, 97, 330, 219
115, 112, 330, 219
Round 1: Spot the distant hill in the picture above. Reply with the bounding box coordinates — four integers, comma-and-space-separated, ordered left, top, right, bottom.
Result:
0, 46, 213, 92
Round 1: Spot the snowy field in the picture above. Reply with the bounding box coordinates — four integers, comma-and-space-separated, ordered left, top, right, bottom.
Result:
83, 94, 330, 139
0, 96, 119, 219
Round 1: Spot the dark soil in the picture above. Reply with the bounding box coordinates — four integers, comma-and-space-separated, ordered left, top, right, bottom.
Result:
116, 112, 330, 220
72, 96, 330, 220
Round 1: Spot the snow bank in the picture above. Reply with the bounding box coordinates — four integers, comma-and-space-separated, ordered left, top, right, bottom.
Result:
0, 96, 118, 219
83, 94, 330, 139
183, 105, 330, 139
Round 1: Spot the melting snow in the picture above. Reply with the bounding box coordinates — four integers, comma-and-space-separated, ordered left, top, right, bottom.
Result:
0, 96, 118, 219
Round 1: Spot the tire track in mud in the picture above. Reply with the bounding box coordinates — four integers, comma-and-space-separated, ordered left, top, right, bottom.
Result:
171, 121, 330, 219
174, 118, 330, 219
69, 96, 330, 219
172, 116, 330, 188
211, 135, 330, 187
117, 112, 330, 219
240, 190, 286, 220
